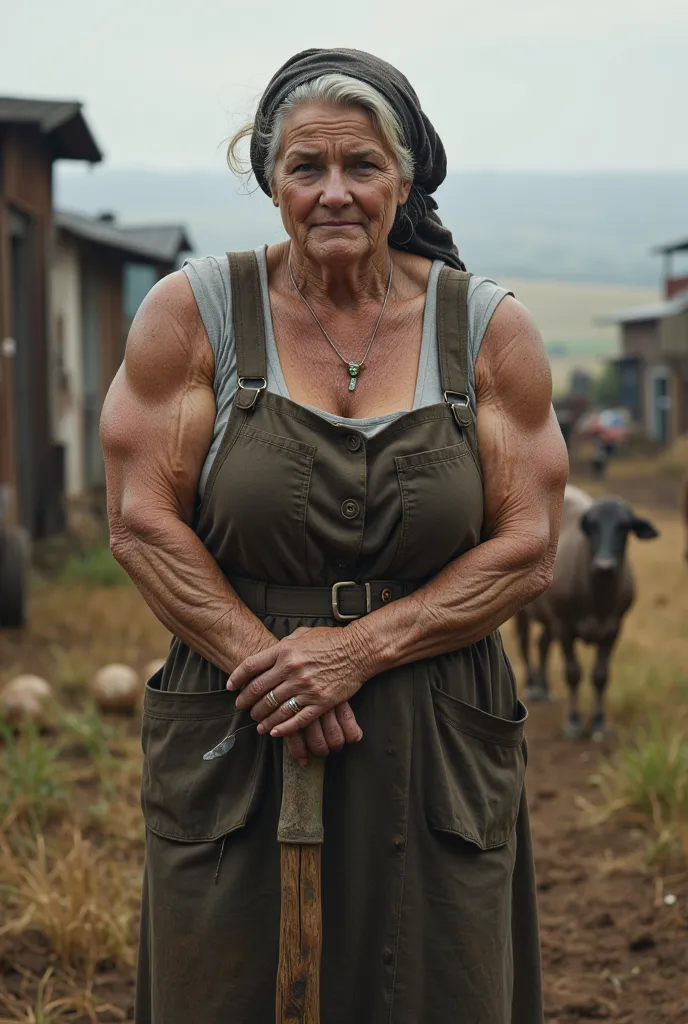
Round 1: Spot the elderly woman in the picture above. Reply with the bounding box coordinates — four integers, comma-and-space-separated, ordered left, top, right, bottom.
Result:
102, 47, 567, 1024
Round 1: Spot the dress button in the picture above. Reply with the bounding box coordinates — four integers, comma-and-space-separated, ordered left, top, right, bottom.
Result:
341, 499, 360, 519
346, 434, 362, 452
385, 746, 396, 756
392, 834, 405, 852
382, 948, 394, 965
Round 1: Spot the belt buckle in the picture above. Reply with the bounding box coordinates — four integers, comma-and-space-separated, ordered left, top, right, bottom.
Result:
331, 581, 372, 622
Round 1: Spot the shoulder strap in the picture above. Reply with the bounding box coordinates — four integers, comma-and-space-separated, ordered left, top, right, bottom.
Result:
227, 250, 267, 411
436, 266, 472, 427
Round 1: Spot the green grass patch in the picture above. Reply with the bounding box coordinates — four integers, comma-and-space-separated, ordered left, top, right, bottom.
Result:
0, 725, 70, 833
59, 546, 130, 588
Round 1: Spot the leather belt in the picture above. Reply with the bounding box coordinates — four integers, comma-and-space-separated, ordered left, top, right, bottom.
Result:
229, 576, 417, 622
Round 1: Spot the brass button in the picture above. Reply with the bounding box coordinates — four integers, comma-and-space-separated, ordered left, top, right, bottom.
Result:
381, 587, 392, 603
382, 948, 394, 965
346, 434, 362, 452
341, 499, 360, 519
392, 834, 405, 852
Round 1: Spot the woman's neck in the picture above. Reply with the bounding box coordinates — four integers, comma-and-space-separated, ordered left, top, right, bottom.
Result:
282, 242, 393, 311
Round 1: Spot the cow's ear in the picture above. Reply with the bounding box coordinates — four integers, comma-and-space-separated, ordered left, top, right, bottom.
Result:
631, 516, 659, 540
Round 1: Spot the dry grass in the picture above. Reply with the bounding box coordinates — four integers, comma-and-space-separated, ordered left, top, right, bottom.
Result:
0, 577, 166, 1019
0, 967, 126, 1023
0, 831, 138, 977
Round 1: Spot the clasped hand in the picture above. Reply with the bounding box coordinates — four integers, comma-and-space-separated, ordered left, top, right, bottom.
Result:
228, 626, 368, 766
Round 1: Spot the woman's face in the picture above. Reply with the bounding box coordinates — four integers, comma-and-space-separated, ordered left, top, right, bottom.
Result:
271, 101, 411, 268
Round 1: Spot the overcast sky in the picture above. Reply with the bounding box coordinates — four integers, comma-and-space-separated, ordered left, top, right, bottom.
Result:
2, 0, 687, 174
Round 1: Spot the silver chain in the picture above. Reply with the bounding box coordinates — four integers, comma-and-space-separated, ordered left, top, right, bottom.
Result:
288, 252, 394, 379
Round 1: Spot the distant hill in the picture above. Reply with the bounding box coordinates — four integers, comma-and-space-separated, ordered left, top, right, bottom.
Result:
56, 167, 688, 287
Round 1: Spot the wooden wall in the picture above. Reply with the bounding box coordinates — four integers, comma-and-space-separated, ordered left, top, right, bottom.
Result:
0, 124, 55, 534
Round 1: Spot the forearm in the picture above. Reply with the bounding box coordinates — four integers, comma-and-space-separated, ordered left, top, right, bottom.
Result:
348, 532, 554, 676
110, 513, 274, 675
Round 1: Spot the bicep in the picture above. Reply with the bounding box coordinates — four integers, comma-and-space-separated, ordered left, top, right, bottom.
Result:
100, 272, 216, 530
475, 296, 568, 547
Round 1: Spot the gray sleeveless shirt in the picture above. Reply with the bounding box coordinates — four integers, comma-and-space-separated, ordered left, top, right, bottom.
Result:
182, 247, 511, 494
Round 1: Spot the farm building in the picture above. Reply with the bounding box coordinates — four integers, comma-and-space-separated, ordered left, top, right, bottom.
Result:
51, 211, 192, 505
0, 95, 192, 541
600, 236, 688, 445
0, 97, 102, 539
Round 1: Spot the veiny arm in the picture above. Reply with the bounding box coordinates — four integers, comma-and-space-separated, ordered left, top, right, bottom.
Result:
101, 271, 275, 673
351, 295, 569, 673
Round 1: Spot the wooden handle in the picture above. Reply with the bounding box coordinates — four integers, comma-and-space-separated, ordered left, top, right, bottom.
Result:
276, 750, 324, 1023
277, 751, 324, 845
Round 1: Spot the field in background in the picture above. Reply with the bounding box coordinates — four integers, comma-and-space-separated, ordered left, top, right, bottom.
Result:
502, 279, 659, 351
498, 279, 660, 394
0, 465, 687, 1021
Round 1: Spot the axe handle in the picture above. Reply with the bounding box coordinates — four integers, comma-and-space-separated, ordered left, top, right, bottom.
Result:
276, 751, 324, 1024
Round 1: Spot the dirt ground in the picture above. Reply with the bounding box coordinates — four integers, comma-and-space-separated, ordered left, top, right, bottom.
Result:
525, 702, 688, 1022
1, 466, 687, 1022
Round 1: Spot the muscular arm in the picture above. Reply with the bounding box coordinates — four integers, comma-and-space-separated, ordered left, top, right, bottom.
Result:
101, 272, 274, 672
350, 295, 569, 673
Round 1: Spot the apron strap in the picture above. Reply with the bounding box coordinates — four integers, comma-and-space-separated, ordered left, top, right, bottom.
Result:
436, 267, 473, 428
227, 250, 268, 411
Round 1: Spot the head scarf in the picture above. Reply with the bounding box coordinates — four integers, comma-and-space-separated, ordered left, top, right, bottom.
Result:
250, 47, 465, 270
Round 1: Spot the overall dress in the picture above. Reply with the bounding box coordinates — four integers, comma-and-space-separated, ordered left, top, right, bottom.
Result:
136, 251, 543, 1024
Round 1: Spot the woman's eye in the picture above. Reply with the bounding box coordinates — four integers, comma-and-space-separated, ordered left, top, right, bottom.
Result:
292, 163, 316, 173
356, 161, 377, 170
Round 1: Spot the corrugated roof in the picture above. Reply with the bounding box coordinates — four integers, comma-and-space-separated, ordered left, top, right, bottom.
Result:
56, 211, 192, 264
0, 96, 102, 162
596, 290, 688, 326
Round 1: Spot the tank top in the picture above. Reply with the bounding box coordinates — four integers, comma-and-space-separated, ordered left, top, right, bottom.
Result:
182, 246, 511, 493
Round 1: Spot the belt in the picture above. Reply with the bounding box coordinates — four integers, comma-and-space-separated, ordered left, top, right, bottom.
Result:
229, 576, 417, 622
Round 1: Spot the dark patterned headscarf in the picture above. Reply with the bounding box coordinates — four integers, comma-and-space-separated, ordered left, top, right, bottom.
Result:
250, 48, 465, 270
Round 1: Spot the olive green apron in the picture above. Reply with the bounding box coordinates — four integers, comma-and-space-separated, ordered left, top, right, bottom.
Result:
135, 252, 543, 1024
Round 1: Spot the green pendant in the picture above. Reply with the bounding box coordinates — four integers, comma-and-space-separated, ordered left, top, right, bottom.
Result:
348, 362, 360, 391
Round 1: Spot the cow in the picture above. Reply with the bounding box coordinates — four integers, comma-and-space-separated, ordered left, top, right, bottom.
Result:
515, 485, 659, 739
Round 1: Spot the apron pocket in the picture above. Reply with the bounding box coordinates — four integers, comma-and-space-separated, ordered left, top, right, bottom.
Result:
141, 672, 266, 842
424, 684, 527, 850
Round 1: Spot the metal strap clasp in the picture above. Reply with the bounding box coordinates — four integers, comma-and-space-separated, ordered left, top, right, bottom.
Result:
443, 390, 471, 427
237, 376, 267, 411
331, 581, 372, 622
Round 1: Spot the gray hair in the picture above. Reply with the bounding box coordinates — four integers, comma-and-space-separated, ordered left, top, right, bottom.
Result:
227, 73, 414, 185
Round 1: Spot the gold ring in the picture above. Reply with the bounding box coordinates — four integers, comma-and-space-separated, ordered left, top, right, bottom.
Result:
266, 690, 279, 710
287, 697, 301, 716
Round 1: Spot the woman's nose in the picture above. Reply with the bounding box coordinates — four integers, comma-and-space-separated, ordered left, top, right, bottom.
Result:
319, 168, 352, 208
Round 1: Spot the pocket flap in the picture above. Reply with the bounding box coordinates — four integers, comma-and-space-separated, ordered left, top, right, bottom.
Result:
141, 675, 267, 842
423, 686, 527, 850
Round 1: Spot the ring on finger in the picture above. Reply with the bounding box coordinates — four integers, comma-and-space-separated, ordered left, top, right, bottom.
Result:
287, 696, 301, 716
266, 690, 279, 710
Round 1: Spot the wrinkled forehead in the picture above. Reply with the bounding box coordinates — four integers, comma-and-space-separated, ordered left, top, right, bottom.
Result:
279, 102, 388, 158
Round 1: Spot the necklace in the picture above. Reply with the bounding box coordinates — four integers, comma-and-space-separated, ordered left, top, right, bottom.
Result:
288, 255, 393, 392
